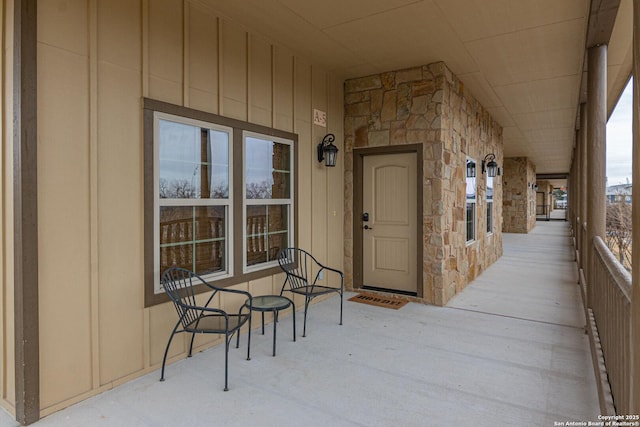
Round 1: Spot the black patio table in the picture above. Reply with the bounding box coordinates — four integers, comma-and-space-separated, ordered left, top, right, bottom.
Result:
244, 295, 296, 357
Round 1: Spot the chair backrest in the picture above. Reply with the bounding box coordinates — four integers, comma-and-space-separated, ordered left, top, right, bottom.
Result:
277, 248, 319, 291
161, 267, 216, 328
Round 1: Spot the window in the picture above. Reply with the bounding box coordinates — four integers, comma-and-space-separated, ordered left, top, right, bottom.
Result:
466, 158, 476, 243
486, 175, 494, 234
144, 99, 297, 306
155, 114, 232, 292
243, 133, 293, 271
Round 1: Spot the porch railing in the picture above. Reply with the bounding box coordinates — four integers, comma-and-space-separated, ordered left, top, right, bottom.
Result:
591, 236, 632, 415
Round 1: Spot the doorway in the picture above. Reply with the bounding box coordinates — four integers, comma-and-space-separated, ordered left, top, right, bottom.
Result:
353, 146, 422, 297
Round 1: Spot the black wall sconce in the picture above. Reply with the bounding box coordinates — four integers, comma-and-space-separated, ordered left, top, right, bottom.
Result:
466, 159, 476, 178
481, 153, 499, 177
317, 133, 339, 167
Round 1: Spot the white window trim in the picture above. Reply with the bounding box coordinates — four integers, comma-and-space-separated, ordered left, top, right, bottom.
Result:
486, 175, 494, 236
242, 130, 295, 273
153, 111, 234, 293
486, 201, 494, 236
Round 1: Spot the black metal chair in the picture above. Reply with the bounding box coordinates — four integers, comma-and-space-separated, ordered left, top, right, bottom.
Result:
160, 267, 252, 391
277, 248, 343, 337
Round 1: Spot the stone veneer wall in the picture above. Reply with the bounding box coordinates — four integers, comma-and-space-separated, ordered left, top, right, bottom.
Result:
503, 157, 537, 233
344, 62, 503, 306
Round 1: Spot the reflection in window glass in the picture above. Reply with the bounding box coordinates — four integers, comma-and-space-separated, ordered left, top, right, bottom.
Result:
155, 113, 231, 288
159, 119, 229, 199
245, 205, 289, 266
244, 133, 293, 270
245, 137, 290, 199
466, 204, 475, 242
159, 206, 226, 275
486, 175, 494, 233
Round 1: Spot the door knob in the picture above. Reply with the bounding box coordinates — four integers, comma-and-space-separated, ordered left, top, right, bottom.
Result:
364, 225, 373, 230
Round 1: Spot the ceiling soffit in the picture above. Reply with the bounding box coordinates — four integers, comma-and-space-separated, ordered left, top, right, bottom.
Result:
197, 0, 627, 174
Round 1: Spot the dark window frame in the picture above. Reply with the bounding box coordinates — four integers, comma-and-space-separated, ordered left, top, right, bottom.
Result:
144, 98, 298, 307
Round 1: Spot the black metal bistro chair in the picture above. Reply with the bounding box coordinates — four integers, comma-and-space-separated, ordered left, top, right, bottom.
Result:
277, 248, 344, 337
160, 267, 252, 391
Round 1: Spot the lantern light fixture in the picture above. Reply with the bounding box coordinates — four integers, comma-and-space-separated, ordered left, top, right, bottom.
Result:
482, 153, 499, 177
317, 133, 339, 167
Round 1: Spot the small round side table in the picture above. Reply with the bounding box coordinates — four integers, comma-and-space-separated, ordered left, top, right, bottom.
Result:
245, 295, 296, 357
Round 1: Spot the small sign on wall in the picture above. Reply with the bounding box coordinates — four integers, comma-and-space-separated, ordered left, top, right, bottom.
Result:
313, 109, 327, 127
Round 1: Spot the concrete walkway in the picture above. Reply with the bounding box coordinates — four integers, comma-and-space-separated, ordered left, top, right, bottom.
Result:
2, 221, 599, 426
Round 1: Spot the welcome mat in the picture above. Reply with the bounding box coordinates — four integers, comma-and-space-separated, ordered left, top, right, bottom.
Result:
348, 292, 409, 310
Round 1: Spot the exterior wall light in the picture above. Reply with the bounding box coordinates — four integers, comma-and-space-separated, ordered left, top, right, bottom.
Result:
466, 159, 476, 178
317, 133, 338, 167
482, 153, 499, 177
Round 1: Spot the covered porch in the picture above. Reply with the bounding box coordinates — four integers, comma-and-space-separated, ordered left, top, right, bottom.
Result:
4, 0, 640, 423
10, 221, 597, 426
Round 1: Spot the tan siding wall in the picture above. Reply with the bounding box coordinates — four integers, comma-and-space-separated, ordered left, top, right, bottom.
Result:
37, 0, 93, 409
1, 0, 16, 415
35, 0, 344, 415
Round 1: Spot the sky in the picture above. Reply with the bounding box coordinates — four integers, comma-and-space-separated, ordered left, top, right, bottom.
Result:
606, 77, 633, 186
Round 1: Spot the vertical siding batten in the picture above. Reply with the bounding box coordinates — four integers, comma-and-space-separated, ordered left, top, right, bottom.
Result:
182, 0, 188, 107
246, 31, 251, 123
0, 0, 9, 412
141, 0, 152, 373
217, 16, 222, 115
326, 72, 344, 272
311, 66, 328, 263
88, 0, 100, 391
141, 0, 149, 98
271, 44, 276, 128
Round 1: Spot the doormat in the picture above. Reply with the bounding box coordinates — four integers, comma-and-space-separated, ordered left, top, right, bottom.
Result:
348, 292, 409, 310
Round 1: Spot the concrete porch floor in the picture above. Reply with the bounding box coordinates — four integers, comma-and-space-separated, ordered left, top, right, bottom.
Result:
4, 221, 599, 426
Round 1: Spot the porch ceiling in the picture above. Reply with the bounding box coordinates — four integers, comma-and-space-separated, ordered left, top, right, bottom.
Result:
198, 0, 632, 175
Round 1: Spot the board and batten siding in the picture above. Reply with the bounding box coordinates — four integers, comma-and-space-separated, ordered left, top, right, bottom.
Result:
1, 0, 17, 413
28, 0, 344, 416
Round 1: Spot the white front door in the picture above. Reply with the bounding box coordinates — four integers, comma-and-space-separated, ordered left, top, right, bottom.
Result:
362, 152, 417, 294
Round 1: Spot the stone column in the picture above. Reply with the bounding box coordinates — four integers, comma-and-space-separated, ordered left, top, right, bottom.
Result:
580, 103, 588, 274
586, 45, 607, 307
631, 0, 640, 412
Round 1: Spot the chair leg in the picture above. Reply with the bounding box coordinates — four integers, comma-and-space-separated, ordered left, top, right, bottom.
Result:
160, 322, 181, 381
339, 290, 343, 325
303, 296, 311, 337
291, 299, 296, 342
224, 332, 230, 392
247, 313, 251, 360
188, 332, 197, 357
246, 312, 252, 361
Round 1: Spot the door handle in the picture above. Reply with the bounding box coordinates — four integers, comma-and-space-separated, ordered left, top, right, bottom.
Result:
364, 225, 373, 230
